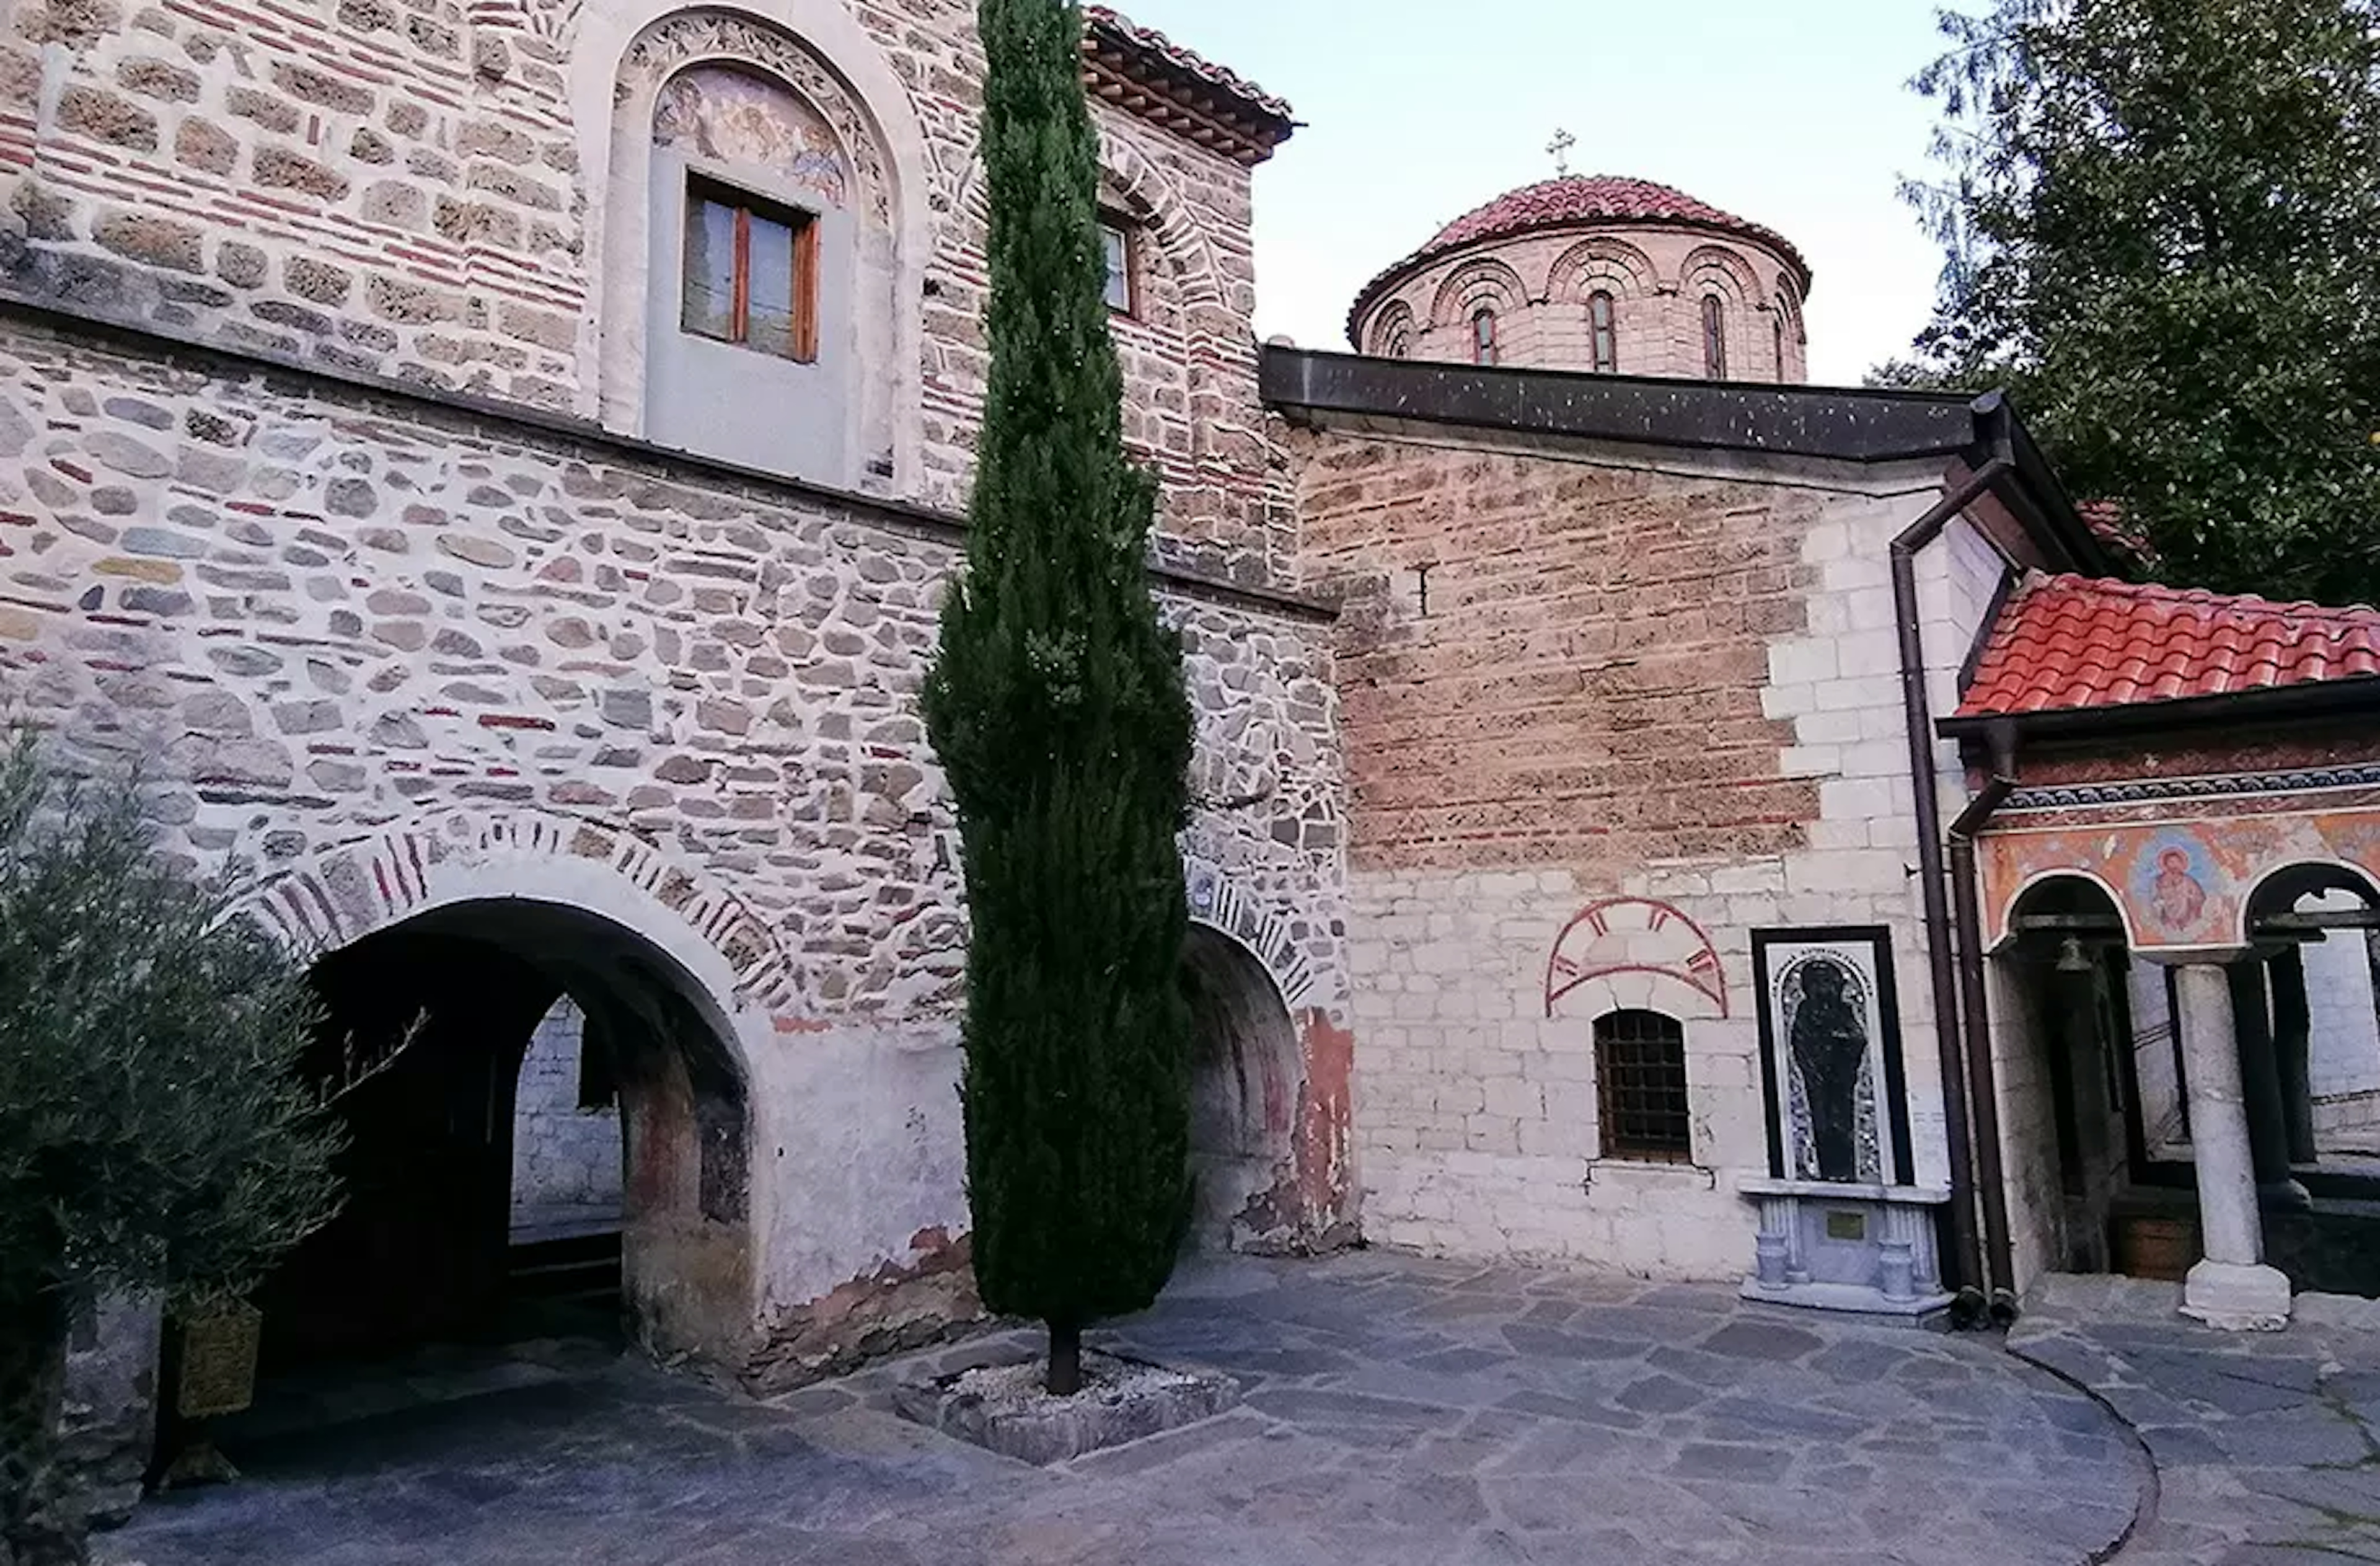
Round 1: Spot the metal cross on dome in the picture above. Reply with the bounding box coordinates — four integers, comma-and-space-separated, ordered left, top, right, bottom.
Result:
1548, 128, 1576, 177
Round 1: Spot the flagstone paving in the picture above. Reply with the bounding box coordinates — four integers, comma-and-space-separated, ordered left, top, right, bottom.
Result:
98, 1251, 2171, 1565
2010, 1275, 2380, 1566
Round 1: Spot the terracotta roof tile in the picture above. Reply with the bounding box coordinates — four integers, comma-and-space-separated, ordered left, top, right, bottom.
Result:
1348, 175, 1811, 343
1956, 573, 2380, 720
1081, 7, 1294, 123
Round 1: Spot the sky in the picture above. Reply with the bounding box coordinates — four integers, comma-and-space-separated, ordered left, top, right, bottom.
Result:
1109, 1, 1960, 386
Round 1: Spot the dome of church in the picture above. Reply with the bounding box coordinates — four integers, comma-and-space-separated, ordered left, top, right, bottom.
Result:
1346, 172, 1815, 384
1404, 175, 1811, 294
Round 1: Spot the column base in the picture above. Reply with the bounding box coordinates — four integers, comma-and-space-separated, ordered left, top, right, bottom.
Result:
2180, 1259, 2293, 1332
2259, 1179, 2314, 1211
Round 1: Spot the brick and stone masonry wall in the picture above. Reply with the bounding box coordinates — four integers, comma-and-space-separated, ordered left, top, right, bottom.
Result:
1293, 425, 2002, 1279
1, 311, 1354, 1373
1352, 224, 1807, 383
0, 0, 1293, 585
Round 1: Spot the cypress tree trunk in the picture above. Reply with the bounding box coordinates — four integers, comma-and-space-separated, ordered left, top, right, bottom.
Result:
924, 0, 1197, 1396
0, 1278, 82, 1566
1046, 1321, 1083, 1399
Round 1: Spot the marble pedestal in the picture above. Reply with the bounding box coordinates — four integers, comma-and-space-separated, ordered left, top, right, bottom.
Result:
1739, 1177, 1954, 1322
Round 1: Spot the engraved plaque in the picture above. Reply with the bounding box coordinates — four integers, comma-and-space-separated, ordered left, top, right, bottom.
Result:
177, 1304, 262, 1419
1824, 1210, 1867, 1244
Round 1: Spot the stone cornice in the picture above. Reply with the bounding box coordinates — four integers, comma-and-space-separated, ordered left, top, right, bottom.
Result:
2001, 764, 2380, 813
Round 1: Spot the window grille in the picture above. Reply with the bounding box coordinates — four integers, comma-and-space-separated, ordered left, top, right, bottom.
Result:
1595, 1010, 1693, 1163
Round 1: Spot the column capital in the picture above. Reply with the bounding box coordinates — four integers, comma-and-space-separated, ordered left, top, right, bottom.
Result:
2131, 948, 2254, 969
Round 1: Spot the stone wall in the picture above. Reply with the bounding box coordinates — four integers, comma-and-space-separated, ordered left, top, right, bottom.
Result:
2299, 909, 2380, 1151
0, 0, 1294, 582
1292, 423, 2006, 1278
0, 305, 1353, 1374
1351, 224, 1807, 383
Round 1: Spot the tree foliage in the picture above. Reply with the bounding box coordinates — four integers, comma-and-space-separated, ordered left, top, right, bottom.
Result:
920, 0, 1196, 1394
0, 733, 342, 1565
1902, 0, 2380, 603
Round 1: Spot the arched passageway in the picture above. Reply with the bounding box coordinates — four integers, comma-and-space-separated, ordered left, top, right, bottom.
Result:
251, 899, 752, 1388
1181, 925, 1302, 1252
1997, 876, 2141, 1279
1994, 864, 2380, 1300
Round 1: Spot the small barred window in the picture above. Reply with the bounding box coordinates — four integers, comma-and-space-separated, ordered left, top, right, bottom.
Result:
1595, 1010, 1693, 1163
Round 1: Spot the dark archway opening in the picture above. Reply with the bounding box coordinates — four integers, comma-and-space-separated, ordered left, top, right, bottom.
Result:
2236, 865, 2380, 1296
2004, 877, 2140, 1277
219, 899, 751, 1441
1181, 926, 1300, 1253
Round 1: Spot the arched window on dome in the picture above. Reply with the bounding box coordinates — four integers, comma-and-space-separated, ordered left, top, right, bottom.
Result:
1473, 307, 1499, 366
1773, 312, 1787, 383
1701, 294, 1728, 380
1588, 290, 1617, 374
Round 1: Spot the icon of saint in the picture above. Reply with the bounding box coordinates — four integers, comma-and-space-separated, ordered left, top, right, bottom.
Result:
1789, 958, 1869, 1182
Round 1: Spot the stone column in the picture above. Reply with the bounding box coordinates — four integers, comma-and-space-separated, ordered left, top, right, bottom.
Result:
2266, 947, 2320, 1167
2173, 962, 2293, 1329
2227, 961, 2312, 1208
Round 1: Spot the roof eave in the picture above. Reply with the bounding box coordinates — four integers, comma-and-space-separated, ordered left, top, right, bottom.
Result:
1268, 345, 2002, 465
1080, 11, 1295, 166
1939, 676, 2380, 744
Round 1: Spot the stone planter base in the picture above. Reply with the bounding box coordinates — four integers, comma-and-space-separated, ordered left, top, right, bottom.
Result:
889, 1348, 1238, 1465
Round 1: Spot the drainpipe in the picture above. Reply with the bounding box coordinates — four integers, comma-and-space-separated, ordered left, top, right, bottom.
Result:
1947, 721, 2021, 1321
1888, 394, 2013, 1313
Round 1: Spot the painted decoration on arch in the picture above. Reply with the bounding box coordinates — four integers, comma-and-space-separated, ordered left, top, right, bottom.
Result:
1976, 805, 2380, 952
654, 65, 852, 210
1751, 927, 1913, 1186
1545, 898, 1728, 1019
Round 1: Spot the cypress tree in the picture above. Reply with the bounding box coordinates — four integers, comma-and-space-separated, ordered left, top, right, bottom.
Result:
921, 0, 1196, 1397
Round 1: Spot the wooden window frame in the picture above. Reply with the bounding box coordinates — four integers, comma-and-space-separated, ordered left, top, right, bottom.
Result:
1701, 293, 1727, 380
1472, 307, 1499, 366
1588, 290, 1617, 374
1595, 1009, 1694, 1164
682, 174, 820, 364
1099, 213, 1139, 318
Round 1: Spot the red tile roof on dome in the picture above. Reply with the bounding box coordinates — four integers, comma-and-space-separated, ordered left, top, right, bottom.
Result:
1955, 573, 2380, 721
1347, 174, 1812, 343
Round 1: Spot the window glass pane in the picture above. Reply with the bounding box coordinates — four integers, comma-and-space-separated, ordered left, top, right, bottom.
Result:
1101, 223, 1132, 312
1703, 295, 1727, 379
1590, 293, 1615, 373
1473, 309, 1497, 366
682, 195, 738, 340
745, 210, 798, 359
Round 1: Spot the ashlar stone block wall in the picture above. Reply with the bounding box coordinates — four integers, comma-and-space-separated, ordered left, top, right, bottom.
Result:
1295, 425, 2004, 1280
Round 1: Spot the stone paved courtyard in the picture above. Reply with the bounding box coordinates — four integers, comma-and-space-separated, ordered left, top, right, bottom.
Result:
2012, 1276, 2380, 1565
92, 1253, 2380, 1566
